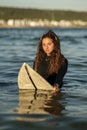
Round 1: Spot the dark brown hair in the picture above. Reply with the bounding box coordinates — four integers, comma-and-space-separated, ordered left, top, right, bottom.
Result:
34, 30, 65, 74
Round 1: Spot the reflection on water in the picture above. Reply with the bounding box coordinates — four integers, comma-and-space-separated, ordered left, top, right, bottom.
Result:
18, 90, 64, 122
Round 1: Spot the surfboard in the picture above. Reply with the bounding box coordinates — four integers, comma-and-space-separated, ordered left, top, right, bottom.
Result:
18, 63, 53, 90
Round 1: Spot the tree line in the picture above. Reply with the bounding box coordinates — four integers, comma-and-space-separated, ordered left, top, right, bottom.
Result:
0, 7, 87, 21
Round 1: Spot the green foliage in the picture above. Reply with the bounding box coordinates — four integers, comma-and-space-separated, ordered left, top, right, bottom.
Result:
0, 7, 87, 21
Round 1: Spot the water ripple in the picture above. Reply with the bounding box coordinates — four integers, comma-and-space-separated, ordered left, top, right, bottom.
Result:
0, 28, 87, 130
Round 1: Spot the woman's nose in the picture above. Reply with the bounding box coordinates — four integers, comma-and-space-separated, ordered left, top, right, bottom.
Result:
46, 45, 48, 49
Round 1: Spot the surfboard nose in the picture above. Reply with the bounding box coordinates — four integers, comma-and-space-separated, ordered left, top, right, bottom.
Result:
18, 63, 53, 91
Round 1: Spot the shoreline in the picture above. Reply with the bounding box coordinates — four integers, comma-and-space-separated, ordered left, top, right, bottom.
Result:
0, 19, 87, 28
0, 25, 87, 29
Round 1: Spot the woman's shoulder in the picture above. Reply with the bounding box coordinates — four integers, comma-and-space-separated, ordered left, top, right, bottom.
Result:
63, 56, 68, 71
61, 54, 68, 65
64, 56, 68, 64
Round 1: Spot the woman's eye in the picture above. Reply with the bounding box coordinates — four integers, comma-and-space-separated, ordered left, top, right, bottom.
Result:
42, 44, 46, 46
48, 43, 51, 45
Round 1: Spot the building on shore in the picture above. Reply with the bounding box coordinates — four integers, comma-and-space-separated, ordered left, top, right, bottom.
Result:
0, 19, 87, 28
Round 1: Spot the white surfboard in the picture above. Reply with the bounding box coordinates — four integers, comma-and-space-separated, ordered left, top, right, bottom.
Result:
18, 63, 53, 90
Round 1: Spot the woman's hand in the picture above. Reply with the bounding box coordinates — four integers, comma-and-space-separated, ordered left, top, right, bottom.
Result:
53, 84, 59, 92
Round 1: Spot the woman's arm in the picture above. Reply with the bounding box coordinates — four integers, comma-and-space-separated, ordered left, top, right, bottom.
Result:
54, 58, 68, 89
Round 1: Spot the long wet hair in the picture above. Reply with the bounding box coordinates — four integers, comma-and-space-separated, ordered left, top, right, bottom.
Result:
34, 30, 65, 74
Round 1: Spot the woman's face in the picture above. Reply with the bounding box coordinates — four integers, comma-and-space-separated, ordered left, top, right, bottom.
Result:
42, 37, 54, 56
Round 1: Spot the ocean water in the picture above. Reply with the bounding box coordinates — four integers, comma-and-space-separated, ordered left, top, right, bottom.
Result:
0, 27, 87, 130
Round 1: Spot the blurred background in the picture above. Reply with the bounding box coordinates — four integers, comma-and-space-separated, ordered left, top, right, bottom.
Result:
0, 0, 87, 28
0, 1, 87, 130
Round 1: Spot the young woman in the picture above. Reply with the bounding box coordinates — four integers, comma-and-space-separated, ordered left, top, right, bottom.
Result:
33, 30, 68, 92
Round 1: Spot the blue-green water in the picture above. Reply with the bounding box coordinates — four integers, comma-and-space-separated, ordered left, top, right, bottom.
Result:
0, 28, 87, 130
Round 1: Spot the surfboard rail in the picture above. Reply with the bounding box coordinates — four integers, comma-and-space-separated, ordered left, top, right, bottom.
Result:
18, 63, 53, 90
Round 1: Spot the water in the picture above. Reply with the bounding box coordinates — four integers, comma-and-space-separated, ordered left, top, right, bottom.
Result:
0, 27, 87, 130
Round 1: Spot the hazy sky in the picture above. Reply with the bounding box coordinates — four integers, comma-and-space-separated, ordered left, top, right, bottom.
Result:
0, 0, 87, 12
